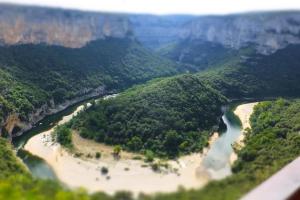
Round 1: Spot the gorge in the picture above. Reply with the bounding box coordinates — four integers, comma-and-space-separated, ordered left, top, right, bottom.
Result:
1, 3, 300, 200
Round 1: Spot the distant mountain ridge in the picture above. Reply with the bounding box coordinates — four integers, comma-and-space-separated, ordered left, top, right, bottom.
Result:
131, 12, 300, 55
1, 4, 300, 55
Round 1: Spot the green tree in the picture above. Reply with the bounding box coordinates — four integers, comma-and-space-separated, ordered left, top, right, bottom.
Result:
164, 130, 182, 156
54, 125, 72, 148
127, 136, 143, 151
113, 145, 122, 157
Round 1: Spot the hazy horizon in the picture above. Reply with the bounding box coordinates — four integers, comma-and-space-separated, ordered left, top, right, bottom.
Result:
1, 0, 300, 15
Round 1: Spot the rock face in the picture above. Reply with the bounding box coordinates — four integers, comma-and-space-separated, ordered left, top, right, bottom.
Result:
0, 4, 131, 48
130, 12, 300, 54
181, 12, 300, 54
1, 4, 300, 55
129, 15, 194, 49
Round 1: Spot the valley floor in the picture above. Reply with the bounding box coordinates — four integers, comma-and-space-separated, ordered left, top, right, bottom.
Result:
23, 102, 257, 196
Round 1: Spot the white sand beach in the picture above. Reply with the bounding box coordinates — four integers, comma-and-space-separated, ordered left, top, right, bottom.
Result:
230, 102, 258, 164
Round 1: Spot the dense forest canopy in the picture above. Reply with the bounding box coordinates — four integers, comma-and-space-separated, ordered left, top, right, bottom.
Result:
0, 37, 180, 123
68, 74, 227, 157
198, 45, 300, 99
158, 39, 240, 71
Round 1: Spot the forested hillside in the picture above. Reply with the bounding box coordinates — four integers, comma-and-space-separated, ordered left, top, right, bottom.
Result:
0, 37, 180, 137
60, 43, 300, 159
68, 74, 227, 157
158, 39, 240, 71
198, 44, 300, 99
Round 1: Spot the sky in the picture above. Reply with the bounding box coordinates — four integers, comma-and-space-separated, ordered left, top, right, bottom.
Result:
1, 0, 300, 15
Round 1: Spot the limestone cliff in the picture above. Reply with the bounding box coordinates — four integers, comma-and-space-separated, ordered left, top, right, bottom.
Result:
131, 12, 300, 54
1, 4, 300, 55
0, 4, 131, 48
182, 12, 300, 54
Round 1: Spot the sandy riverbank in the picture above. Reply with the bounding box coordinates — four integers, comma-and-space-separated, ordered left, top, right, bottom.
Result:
24, 100, 258, 195
25, 131, 219, 195
230, 102, 258, 164
24, 99, 219, 195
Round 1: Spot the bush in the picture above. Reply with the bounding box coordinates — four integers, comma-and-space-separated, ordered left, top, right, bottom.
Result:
113, 145, 122, 157
95, 152, 101, 159
101, 167, 109, 175
145, 150, 154, 163
54, 125, 72, 148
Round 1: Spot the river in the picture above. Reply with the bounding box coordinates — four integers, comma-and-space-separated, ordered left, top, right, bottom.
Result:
13, 99, 249, 193
13, 98, 90, 180
201, 106, 242, 179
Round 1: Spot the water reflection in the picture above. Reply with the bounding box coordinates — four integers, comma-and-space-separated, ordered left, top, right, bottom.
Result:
202, 106, 242, 179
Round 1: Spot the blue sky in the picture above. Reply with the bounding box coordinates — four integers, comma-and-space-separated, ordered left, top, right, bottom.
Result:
1, 0, 300, 15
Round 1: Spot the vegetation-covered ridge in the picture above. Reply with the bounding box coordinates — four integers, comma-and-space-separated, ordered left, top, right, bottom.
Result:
0, 37, 180, 136
0, 138, 28, 179
160, 41, 300, 100
198, 44, 300, 99
65, 74, 227, 158
158, 39, 240, 71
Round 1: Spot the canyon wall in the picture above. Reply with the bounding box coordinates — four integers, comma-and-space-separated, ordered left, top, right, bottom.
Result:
1, 4, 300, 55
131, 12, 300, 54
0, 4, 131, 48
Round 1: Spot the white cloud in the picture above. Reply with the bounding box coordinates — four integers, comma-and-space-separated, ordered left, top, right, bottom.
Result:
1, 0, 300, 15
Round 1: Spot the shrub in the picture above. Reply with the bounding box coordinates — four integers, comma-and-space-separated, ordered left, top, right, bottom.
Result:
54, 125, 72, 148
101, 167, 109, 175
95, 152, 101, 159
145, 150, 154, 162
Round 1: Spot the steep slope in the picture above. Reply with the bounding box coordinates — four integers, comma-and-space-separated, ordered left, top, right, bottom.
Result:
0, 38, 180, 139
0, 138, 28, 178
68, 74, 226, 158
132, 11, 300, 71
182, 12, 300, 55
129, 14, 194, 49
132, 11, 300, 55
198, 44, 300, 99
158, 39, 240, 70
2, 4, 300, 56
